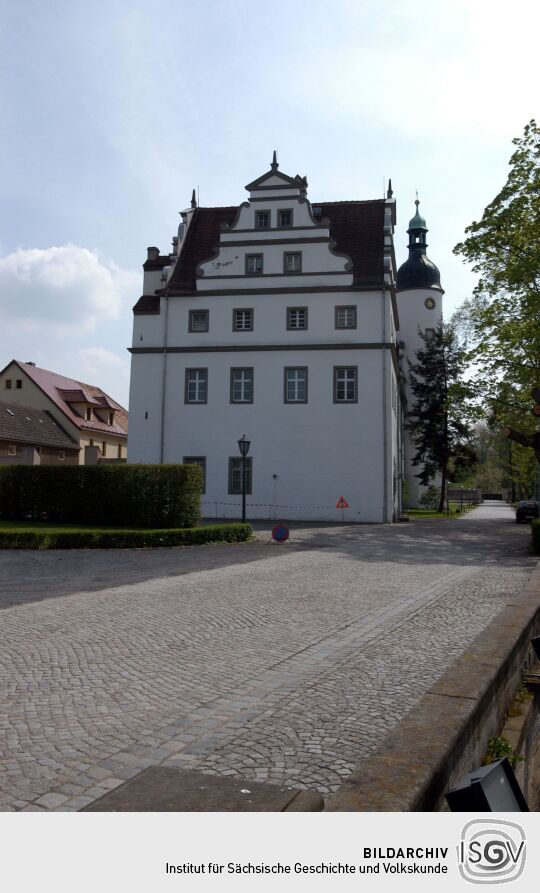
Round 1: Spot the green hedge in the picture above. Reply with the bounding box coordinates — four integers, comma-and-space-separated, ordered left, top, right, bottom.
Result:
532, 520, 540, 554
0, 464, 202, 528
0, 523, 252, 550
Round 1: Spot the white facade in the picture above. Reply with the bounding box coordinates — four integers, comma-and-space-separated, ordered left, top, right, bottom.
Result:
128, 159, 439, 521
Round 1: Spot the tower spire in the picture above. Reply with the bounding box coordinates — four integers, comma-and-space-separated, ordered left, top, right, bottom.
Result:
386, 179, 393, 199
191, 189, 197, 209
396, 195, 442, 291
271, 150, 278, 171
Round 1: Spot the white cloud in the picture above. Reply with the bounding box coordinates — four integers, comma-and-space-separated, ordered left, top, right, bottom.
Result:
0, 245, 139, 334
279, 0, 539, 144
77, 346, 130, 386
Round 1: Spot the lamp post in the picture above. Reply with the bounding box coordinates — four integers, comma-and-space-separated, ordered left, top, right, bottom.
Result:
238, 434, 251, 523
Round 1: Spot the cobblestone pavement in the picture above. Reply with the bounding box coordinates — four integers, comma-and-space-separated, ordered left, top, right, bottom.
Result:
0, 502, 536, 810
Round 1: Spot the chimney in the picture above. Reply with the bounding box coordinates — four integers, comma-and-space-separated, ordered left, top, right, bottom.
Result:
146, 247, 160, 261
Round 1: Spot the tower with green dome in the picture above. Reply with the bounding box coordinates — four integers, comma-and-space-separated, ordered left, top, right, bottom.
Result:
396, 197, 444, 507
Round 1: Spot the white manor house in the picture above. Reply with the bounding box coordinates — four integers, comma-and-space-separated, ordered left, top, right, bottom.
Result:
127, 155, 443, 522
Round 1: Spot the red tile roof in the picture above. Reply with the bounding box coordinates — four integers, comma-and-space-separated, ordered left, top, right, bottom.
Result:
162, 201, 385, 295
4, 361, 128, 437
143, 254, 170, 271
318, 200, 386, 287
57, 387, 101, 405
133, 294, 161, 314
0, 400, 80, 450
167, 206, 238, 293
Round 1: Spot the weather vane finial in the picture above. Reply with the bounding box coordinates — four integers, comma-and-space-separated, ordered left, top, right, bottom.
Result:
271, 150, 278, 171
191, 189, 197, 209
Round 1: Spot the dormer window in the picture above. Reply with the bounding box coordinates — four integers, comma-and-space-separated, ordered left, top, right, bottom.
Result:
189, 309, 209, 332
86, 407, 92, 421
278, 209, 292, 228
108, 412, 114, 426
246, 254, 263, 275
255, 210, 270, 229
284, 252, 302, 273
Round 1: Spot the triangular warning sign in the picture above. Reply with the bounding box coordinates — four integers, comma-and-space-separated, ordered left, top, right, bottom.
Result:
336, 496, 349, 508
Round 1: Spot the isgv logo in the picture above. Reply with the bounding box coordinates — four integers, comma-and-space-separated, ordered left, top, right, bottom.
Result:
458, 819, 526, 884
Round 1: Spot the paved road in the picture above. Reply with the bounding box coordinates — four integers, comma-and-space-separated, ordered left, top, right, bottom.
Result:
0, 502, 536, 811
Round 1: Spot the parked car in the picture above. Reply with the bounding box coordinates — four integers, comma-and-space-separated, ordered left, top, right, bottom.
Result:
515, 500, 539, 523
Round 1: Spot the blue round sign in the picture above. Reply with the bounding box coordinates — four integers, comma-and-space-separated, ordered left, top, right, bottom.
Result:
271, 524, 290, 543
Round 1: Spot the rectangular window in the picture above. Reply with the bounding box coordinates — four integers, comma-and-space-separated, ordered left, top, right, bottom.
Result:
278, 208, 292, 227
85, 407, 92, 421
230, 368, 254, 403
335, 306, 357, 329
284, 367, 308, 403
16, 380, 22, 389
233, 308, 254, 331
284, 252, 302, 273
7, 444, 16, 456
287, 307, 308, 330
5, 380, 12, 389
117, 444, 122, 459
102, 441, 107, 456
255, 210, 270, 229
425, 327, 435, 339
229, 457, 252, 494
334, 367, 357, 402
246, 254, 263, 275
189, 309, 209, 332
185, 368, 208, 404
183, 456, 207, 494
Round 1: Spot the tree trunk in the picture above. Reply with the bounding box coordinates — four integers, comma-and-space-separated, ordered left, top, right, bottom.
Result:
438, 466, 447, 513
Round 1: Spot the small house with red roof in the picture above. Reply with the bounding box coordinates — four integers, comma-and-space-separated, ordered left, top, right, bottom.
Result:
0, 360, 128, 464
128, 156, 442, 520
0, 399, 80, 465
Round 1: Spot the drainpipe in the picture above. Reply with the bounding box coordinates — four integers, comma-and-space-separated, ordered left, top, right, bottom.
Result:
382, 286, 388, 522
159, 294, 169, 464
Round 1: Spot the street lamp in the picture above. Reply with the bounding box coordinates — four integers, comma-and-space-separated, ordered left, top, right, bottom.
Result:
237, 434, 251, 523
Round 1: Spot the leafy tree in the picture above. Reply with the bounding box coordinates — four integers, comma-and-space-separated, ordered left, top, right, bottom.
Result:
458, 421, 537, 499
453, 120, 540, 417
407, 322, 476, 512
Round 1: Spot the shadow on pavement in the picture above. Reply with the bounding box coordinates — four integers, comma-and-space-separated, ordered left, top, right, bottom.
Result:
0, 506, 534, 609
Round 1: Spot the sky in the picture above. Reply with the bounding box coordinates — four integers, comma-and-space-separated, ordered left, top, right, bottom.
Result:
1, 0, 538, 408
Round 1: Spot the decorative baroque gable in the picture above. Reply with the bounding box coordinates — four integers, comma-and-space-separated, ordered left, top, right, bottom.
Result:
196, 163, 353, 290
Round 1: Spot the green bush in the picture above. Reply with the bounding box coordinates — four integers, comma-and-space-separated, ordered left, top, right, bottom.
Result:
419, 485, 440, 510
0, 523, 251, 550
531, 519, 540, 554
0, 464, 202, 528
